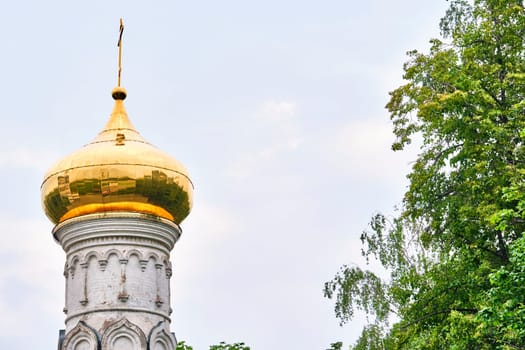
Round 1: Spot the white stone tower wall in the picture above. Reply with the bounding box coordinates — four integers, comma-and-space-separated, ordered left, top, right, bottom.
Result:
55, 213, 180, 350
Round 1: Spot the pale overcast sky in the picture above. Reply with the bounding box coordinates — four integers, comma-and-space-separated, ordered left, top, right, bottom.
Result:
0, 1, 449, 349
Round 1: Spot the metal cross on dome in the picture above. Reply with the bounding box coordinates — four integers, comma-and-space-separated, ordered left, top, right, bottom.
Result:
117, 18, 124, 87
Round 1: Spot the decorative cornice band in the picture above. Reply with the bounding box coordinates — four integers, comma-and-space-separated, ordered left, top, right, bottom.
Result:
65, 307, 172, 324
53, 212, 181, 253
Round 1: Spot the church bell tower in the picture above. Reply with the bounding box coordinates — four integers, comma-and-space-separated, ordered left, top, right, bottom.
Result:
40, 20, 193, 350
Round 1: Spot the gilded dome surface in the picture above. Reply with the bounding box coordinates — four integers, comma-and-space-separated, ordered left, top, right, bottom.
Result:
41, 87, 193, 225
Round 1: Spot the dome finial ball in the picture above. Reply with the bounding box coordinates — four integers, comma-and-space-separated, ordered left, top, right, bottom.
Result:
112, 86, 127, 100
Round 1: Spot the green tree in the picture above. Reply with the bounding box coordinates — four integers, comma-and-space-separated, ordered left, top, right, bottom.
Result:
209, 341, 250, 350
476, 235, 525, 348
325, 0, 525, 348
175, 341, 250, 350
175, 341, 194, 350
328, 341, 344, 350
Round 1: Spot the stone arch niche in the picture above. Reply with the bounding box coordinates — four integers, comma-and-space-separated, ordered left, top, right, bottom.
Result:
101, 318, 147, 350
62, 321, 100, 350
147, 321, 176, 350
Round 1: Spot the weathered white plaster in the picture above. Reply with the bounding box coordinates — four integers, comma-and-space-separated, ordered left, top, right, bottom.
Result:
55, 212, 179, 349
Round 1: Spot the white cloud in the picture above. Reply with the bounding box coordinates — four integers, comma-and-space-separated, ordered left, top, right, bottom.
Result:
0, 149, 60, 172
172, 200, 242, 294
182, 200, 240, 242
255, 100, 297, 123
0, 216, 63, 336
226, 100, 302, 179
327, 118, 419, 183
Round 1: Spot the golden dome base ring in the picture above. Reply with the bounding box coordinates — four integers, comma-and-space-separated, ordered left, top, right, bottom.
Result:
59, 202, 175, 223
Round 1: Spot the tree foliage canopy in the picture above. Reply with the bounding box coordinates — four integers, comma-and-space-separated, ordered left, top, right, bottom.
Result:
176, 341, 250, 350
325, 0, 525, 348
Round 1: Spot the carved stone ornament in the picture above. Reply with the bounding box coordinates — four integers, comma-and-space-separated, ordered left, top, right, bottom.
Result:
101, 318, 147, 350
147, 321, 176, 350
62, 321, 100, 350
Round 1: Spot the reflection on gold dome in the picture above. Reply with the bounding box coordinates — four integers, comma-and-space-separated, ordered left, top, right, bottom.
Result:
41, 87, 193, 225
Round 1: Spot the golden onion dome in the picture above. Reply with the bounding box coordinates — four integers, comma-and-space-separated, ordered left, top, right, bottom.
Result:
41, 86, 193, 225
